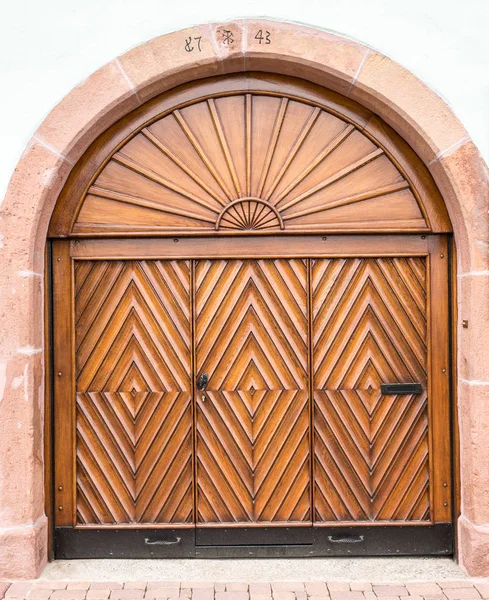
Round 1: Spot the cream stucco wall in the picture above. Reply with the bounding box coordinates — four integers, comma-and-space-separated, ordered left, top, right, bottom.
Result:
0, 0, 488, 203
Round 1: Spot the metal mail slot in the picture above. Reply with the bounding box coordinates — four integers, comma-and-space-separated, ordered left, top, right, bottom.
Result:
381, 383, 423, 395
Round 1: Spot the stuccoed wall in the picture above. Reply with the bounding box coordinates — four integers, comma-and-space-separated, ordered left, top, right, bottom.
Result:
0, 0, 488, 203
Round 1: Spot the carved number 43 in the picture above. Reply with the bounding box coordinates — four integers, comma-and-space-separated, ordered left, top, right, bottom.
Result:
254, 30, 271, 44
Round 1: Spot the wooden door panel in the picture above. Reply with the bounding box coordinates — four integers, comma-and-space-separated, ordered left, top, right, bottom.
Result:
195, 259, 308, 390
195, 259, 310, 524
312, 258, 427, 390
314, 390, 429, 522
196, 391, 254, 524
312, 258, 430, 523
196, 390, 310, 524
74, 260, 193, 525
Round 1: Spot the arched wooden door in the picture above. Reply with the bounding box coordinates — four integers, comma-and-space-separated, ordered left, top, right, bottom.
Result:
50, 74, 453, 558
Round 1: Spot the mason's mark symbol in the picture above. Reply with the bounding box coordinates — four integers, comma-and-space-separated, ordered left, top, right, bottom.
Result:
221, 30, 234, 44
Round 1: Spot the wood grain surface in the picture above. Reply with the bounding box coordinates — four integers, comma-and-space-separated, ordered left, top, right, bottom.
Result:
194, 260, 310, 524
53, 245, 450, 530
74, 260, 193, 524
312, 258, 430, 522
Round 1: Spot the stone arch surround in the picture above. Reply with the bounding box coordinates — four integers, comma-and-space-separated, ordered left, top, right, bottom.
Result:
0, 19, 488, 579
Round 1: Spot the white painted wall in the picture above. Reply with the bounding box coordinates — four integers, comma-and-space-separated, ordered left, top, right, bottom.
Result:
1, 0, 488, 203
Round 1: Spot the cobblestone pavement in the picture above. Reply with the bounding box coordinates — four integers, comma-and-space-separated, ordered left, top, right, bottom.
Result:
1, 581, 489, 600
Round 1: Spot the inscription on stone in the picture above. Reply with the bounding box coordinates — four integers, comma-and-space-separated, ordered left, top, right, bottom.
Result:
220, 29, 234, 45
184, 36, 202, 52
254, 30, 271, 44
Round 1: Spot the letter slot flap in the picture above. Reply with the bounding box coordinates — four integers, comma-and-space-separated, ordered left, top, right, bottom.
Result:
381, 383, 423, 395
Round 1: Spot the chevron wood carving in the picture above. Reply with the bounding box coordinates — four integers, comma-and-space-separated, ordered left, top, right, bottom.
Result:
195, 259, 308, 390
197, 390, 310, 523
74, 260, 193, 524
73, 93, 428, 234
312, 258, 430, 522
195, 259, 310, 523
312, 258, 427, 390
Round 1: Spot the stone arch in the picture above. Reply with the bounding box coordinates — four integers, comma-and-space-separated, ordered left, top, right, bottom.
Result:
0, 19, 487, 578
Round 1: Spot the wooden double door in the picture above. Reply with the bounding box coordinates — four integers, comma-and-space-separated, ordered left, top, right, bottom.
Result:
52, 237, 453, 557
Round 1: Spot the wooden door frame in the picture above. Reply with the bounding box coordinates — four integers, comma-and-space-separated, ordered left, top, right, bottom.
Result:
45, 232, 457, 558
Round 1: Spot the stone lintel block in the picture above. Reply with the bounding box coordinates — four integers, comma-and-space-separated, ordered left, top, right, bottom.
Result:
349, 52, 469, 165
118, 24, 224, 104
35, 61, 140, 164
243, 19, 368, 97
430, 141, 489, 274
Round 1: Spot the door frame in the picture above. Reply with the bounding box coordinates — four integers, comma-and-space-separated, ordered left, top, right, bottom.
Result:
47, 233, 454, 558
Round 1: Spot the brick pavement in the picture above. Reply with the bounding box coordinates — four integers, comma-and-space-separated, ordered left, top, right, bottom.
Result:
0, 581, 488, 600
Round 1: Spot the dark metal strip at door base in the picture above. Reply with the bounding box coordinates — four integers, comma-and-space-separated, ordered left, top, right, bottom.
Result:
54, 528, 196, 559
55, 524, 452, 558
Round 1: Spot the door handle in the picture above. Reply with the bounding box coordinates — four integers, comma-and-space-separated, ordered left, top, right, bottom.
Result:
197, 373, 209, 391
327, 534, 364, 544
381, 383, 422, 395
144, 537, 181, 546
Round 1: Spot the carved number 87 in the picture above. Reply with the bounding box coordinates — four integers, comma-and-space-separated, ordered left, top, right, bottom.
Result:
255, 30, 271, 44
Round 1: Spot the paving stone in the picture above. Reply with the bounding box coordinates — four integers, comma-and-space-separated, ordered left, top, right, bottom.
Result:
27, 590, 55, 600
372, 587, 407, 597
6, 584, 34, 598
362, 592, 376, 600
296, 592, 307, 600
110, 591, 145, 600
272, 583, 305, 592
438, 584, 474, 590
146, 586, 180, 592
249, 585, 270, 595
32, 585, 67, 591
330, 593, 364, 600
400, 596, 423, 600
145, 589, 180, 599
272, 593, 295, 600
190, 591, 214, 600
216, 593, 248, 600
181, 584, 214, 590
91, 586, 123, 591
474, 585, 489, 599
406, 585, 442, 597
225, 585, 249, 592
350, 585, 371, 592
443, 589, 480, 600
327, 585, 350, 593
305, 584, 328, 596
308, 596, 330, 600
67, 585, 91, 591
124, 584, 147, 591
49, 592, 87, 600
214, 586, 226, 593
249, 595, 272, 600
86, 591, 110, 600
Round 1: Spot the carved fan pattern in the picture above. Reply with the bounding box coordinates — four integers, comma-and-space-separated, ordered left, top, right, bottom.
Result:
74, 94, 427, 234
